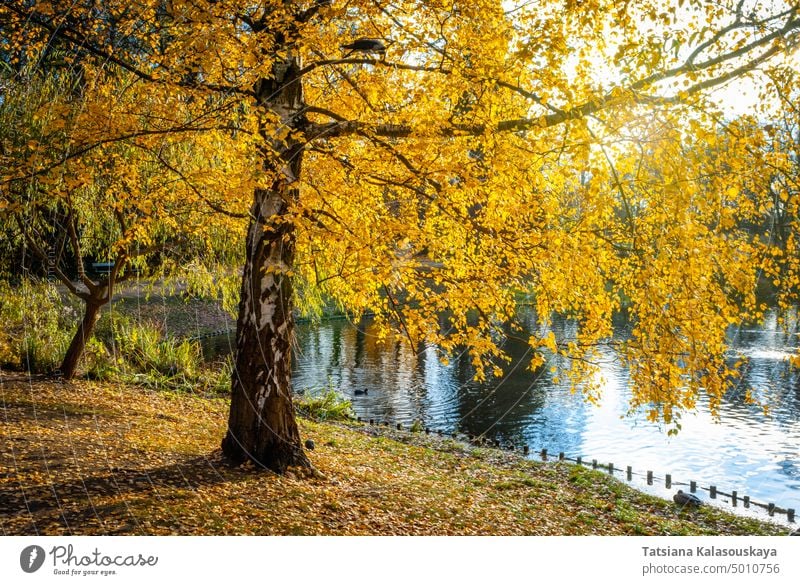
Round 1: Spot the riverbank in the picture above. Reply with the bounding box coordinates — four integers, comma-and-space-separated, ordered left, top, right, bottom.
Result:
0, 377, 787, 535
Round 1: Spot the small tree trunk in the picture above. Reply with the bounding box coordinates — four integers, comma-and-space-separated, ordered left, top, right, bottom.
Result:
59, 297, 105, 379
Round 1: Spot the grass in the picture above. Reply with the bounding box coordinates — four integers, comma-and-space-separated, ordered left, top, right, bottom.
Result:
88, 313, 233, 394
0, 378, 790, 536
294, 387, 355, 421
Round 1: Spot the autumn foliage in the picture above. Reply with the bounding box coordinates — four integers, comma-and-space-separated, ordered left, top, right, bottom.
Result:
1, 1, 800, 465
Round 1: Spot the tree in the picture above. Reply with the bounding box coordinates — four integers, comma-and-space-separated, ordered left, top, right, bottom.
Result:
2, 0, 799, 471
759, 66, 800, 313
0, 64, 251, 378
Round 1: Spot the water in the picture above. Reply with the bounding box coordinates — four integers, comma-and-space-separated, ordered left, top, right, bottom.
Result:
204, 311, 800, 518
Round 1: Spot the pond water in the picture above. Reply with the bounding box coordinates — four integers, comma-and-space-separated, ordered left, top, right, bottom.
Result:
203, 311, 800, 520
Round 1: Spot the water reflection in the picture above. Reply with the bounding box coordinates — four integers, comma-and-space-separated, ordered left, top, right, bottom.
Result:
207, 311, 800, 512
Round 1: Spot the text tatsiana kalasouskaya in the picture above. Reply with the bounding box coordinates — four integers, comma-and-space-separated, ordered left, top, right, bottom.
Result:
642, 547, 777, 560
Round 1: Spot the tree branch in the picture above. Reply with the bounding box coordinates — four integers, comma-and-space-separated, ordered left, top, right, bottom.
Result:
298, 57, 449, 78
130, 143, 248, 219
3, 2, 254, 97
295, 0, 332, 24
14, 214, 91, 301
308, 48, 378, 113
307, 20, 800, 141
65, 203, 97, 292
1, 123, 246, 187
636, 14, 800, 90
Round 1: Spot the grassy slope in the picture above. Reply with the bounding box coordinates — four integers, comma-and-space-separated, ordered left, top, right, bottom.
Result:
0, 378, 787, 536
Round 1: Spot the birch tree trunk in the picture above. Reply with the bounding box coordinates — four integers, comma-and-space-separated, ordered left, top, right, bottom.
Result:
221, 50, 311, 472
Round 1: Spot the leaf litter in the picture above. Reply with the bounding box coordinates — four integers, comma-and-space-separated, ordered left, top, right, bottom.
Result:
0, 379, 786, 536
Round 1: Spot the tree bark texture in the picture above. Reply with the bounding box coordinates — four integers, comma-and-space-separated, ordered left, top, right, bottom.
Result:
221, 49, 311, 472
59, 296, 105, 379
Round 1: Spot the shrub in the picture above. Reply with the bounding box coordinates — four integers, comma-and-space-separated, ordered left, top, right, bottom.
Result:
94, 310, 132, 350
84, 337, 118, 381
0, 279, 76, 373
114, 321, 200, 377
197, 354, 234, 395
294, 386, 355, 421
106, 319, 234, 394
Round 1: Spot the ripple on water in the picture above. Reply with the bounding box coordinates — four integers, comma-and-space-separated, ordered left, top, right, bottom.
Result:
193, 315, 800, 512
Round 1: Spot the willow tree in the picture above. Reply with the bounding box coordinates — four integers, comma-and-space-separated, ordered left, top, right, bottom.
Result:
0, 66, 252, 378
2, 0, 799, 471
